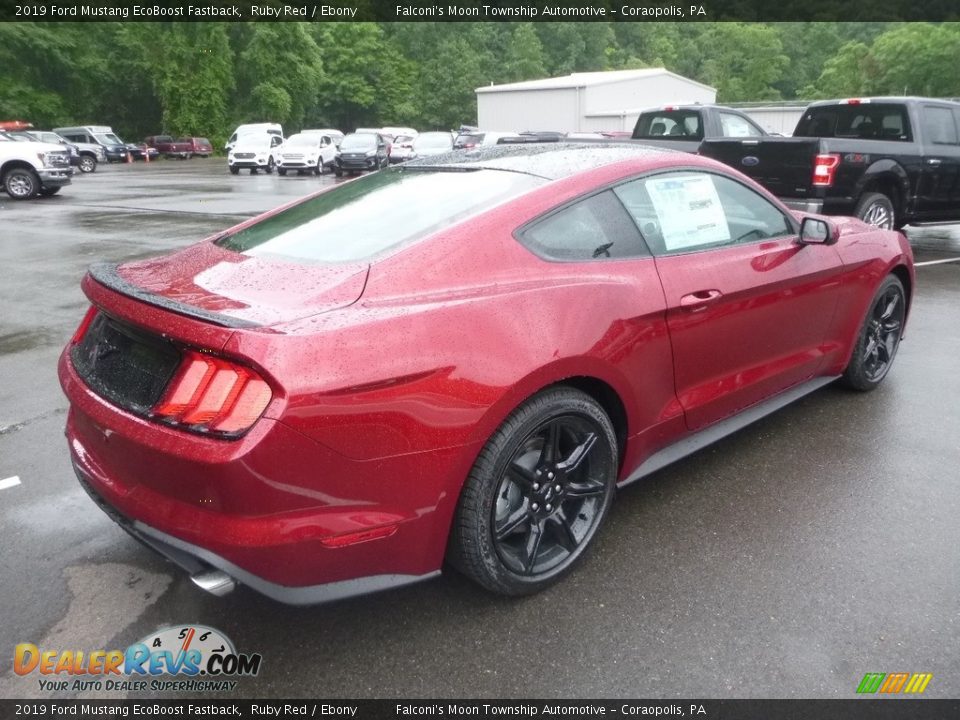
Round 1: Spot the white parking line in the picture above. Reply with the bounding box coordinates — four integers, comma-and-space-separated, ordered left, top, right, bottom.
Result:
915, 257, 960, 266
0, 476, 21, 490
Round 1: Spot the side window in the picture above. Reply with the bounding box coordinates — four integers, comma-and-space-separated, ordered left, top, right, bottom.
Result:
614, 172, 793, 255
921, 106, 959, 146
519, 190, 649, 261
719, 112, 764, 137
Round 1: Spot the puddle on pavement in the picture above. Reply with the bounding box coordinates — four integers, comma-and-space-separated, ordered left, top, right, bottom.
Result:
0, 330, 55, 355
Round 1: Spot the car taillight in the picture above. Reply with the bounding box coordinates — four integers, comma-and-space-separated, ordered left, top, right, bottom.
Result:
812, 154, 841, 187
71, 306, 98, 344
152, 350, 272, 436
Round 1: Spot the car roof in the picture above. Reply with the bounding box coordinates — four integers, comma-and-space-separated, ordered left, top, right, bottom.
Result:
405, 142, 675, 181
805, 96, 960, 108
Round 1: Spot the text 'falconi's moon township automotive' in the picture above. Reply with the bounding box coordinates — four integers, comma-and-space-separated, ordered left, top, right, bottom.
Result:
59, 144, 914, 604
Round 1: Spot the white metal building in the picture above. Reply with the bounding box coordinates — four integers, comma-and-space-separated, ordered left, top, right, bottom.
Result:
475, 69, 716, 133
728, 101, 809, 136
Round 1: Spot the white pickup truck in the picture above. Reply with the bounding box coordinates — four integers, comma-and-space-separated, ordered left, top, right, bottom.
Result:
0, 131, 72, 199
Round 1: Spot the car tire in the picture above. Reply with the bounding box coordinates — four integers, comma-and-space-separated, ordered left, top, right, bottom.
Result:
855, 192, 896, 230
315, 160, 323, 176
229, 166, 240, 175
448, 386, 618, 596
78, 155, 97, 174
3, 167, 41, 200
841, 274, 906, 391
334, 166, 343, 177
379, 155, 389, 170
38, 187, 61, 197
277, 168, 287, 176
265, 158, 275, 175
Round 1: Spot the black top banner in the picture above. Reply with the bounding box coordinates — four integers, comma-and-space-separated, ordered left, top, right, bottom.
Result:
2, 699, 959, 720
2, 0, 960, 22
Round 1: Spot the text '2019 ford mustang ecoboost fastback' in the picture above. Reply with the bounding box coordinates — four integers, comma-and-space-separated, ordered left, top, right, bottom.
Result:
59, 144, 914, 604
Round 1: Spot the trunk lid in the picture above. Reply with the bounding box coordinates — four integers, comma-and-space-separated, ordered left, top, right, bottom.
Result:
95, 241, 368, 328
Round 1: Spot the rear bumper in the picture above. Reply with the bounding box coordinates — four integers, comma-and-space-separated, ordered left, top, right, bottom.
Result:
74, 463, 438, 605
59, 347, 463, 603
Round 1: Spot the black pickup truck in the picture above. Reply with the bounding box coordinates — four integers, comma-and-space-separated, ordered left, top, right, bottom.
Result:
700, 97, 960, 229
631, 104, 768, 152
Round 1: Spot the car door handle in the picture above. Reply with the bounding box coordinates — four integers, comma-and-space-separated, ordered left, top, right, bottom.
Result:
926, 158, 942, 166
680, 289, 723, 310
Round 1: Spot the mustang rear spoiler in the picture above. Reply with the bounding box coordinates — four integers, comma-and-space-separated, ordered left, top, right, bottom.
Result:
87, 262, 260, 330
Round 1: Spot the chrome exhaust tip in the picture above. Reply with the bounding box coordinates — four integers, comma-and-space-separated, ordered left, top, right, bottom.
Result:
190, 570, 237, 597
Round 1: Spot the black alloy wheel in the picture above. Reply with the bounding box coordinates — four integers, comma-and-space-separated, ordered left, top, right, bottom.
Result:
842, 275, 906, 390
449, 387, 617, 595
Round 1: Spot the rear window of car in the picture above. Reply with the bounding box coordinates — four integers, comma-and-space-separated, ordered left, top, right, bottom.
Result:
455, 134, 483, 147
794, 104, 913, 141
216, 168, 545, 264
633, 111, 704, 140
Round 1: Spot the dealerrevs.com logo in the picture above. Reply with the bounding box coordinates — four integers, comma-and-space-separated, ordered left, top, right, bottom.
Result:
14, 625, 262, 693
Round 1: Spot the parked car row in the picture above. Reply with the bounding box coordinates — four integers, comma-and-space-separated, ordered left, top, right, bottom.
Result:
143, 135, 213, 159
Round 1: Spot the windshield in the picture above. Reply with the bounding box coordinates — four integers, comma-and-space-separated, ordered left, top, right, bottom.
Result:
341, 134, 377, 150
216, 168, 545, 264
286, 134, 318, 147
235, 136, 271, 149
415, 133, 452, 149
95, 133, 124, 145
633, 111, 704, 141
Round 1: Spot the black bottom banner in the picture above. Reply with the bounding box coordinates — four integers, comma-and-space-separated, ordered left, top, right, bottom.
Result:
1, 699, 958, 720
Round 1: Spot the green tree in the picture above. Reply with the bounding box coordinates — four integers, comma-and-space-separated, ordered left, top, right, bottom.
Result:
128, 23, 234, 141
535, 23, 614, 76
870, 23, 960, 96
310, 23, 415, 131
803, 41, 877, 98
695, 24, 790, 101
501, 23, 547, 83
235, 24, 324, 130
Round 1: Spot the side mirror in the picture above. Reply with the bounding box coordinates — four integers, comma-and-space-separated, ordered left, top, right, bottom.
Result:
799, 216, 839, 245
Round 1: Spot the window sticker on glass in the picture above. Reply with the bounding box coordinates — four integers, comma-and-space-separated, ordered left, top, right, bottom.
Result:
645, 174, 731, 251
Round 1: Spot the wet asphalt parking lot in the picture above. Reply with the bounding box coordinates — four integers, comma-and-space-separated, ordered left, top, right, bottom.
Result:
0, 159, 958, 700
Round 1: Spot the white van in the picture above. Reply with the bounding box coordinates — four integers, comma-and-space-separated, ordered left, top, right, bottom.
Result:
225, 123, 283, 151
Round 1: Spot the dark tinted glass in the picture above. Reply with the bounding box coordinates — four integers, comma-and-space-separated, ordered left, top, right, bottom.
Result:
633, 111, 704, 140
217, 168, 545, 264
519, 190, 648, 261
795, 104, 913, 141
920, 106, 959, 145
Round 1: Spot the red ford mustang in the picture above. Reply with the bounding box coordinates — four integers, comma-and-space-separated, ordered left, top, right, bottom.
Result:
59, 144, 914, 604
